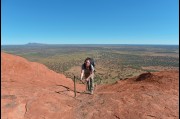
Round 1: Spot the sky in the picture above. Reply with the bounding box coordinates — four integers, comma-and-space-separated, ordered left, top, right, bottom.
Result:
1, 0, 179, 45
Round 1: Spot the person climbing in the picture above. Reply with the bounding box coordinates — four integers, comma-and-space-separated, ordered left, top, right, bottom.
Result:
80, 57, 95, 95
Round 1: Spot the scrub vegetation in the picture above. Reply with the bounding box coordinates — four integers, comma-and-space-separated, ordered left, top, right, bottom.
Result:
2, 44, 179, 84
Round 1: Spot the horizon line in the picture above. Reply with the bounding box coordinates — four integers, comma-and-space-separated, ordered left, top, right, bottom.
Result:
1, 43, 179, 46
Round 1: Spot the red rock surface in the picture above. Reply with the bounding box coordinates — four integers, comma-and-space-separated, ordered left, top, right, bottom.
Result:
1, 52, 179, 119
1, 52, 84, 119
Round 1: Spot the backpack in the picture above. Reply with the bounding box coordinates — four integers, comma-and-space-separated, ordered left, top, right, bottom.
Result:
89, 58, 95, 68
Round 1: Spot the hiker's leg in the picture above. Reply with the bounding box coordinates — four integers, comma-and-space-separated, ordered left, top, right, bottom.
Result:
90, 78, 94, 91
85, 76, 89, 91
86, 81, 89, 91
90, 74, 94, 93
86, 81, 88, 91
86, 80, 90, 91
89, 78, 94, 94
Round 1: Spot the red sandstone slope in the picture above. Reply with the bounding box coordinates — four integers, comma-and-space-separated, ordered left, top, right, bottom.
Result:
1, 52, 84, 119
1, 52, 179, 119
91, 71, 179, 119
1, 52, 74, 87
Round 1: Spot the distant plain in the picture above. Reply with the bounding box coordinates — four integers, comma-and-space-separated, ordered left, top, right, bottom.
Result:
2, 44, 179, 84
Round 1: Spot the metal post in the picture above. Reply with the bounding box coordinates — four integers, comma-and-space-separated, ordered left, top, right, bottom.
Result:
74, 76, 76, 97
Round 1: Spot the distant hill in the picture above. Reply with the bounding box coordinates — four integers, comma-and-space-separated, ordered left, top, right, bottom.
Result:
25, 43, 47, 46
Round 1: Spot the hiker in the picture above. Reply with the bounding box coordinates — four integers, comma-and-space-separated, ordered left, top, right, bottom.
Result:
80, 57, 95, 94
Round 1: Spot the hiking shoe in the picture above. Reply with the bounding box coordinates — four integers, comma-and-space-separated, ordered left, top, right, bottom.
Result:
83, 91, 90, 94
90, 90, 94, 95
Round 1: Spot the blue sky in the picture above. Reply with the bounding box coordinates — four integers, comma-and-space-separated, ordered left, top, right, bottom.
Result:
2, 0, 179, 45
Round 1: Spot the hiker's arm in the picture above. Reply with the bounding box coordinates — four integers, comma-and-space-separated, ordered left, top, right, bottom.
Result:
85, 72, 94, 81
80, 70, 84, 80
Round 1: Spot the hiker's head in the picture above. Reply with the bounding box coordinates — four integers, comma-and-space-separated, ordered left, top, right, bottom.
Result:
84, 57, 91, 67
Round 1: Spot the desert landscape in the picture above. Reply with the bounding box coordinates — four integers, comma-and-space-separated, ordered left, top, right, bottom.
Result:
2, 0, 179, 118
2, 44, 179, 84
1, 47, 179, 119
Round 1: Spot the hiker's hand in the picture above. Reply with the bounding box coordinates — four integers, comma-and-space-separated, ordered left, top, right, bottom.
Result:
79, 79, 85, 84
85, 78, 89, 82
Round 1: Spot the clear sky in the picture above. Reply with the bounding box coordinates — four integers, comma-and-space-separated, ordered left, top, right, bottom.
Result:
2, 0, 179, 45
